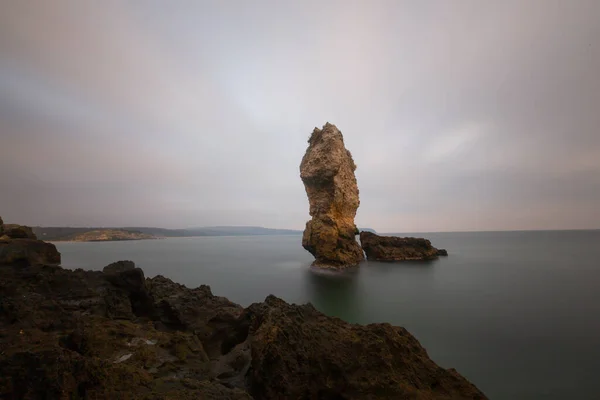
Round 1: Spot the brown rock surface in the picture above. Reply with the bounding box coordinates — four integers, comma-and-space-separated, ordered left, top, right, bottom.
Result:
241, 295, 486, 399
0, 238, 61, 266
0, 261, 250, 399
360, 231, 446, 261
300, 123, 364, 268
3, 224, 37, 240
0, 220, 60, 266
0, 259, 486, 399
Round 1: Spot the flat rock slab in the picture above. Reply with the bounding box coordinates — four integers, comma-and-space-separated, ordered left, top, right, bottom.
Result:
360, 231, 445, 261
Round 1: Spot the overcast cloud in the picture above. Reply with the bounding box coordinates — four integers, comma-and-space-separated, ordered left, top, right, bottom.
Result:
1, 0, 599, 232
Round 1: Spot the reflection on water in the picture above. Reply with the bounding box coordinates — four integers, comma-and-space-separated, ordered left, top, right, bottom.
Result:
305, 268, 362, 323
362, 259, 438, 273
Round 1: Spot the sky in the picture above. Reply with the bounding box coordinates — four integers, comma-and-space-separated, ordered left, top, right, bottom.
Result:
1, 0, 599, 232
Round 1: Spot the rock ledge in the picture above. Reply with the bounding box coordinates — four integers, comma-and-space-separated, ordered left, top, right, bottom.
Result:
360, 231, 448, 261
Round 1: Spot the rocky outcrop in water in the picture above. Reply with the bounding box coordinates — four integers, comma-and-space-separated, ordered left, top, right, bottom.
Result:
360, 231, 448, 261
0, 258, 485, 399
300, 123, 364, 269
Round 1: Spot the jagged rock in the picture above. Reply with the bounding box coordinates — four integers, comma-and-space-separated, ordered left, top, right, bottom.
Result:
300, 123, 364, 269
360, 231, 444, 261
0, 345, 251, 399
0, 221, 58, 266
0, 238, 61, 266
238, 295, 486, 399
0, 263, 250, 399
437, 248, 449, 256
3, 224, 37, 240
103, 260, 136, 274
103, 261, 156, 319
147, 276, 243, 358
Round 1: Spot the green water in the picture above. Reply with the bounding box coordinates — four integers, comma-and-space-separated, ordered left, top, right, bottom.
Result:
55, 230, 600, 399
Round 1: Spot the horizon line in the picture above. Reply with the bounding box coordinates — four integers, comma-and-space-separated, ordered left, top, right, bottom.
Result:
28, 224, 600, 234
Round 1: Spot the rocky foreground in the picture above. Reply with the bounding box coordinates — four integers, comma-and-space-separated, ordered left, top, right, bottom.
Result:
0, 265, 486, 398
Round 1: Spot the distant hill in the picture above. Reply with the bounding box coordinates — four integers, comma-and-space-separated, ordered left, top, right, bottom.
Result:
69, 229, 155, 242
33, 227, 100, 241
124, 226, 302, 237
32, 227, 156, 242
33, 226, 302, 241
183, 226, 302, 236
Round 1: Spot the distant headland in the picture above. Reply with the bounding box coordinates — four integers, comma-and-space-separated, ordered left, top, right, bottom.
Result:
62, 229, 156, 242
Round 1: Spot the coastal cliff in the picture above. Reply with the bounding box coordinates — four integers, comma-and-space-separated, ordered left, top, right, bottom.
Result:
0, 221, 485, 399
300, 123, 364, 269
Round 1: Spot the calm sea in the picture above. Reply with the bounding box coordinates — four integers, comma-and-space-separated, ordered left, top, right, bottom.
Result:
54, 230, 600, 400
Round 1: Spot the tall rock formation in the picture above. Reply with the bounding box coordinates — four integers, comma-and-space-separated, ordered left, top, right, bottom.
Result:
300, 123, 364, 268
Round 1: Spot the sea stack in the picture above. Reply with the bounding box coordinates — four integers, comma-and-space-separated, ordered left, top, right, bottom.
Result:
300, 123, 364, 269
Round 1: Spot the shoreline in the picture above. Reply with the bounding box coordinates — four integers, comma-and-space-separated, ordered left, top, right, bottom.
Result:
49, 237, 162, 243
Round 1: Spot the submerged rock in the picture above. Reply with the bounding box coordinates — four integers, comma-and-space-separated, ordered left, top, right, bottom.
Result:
360, 231, 446, 261
0, 257, 485, 399
300, 123, 364, 269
